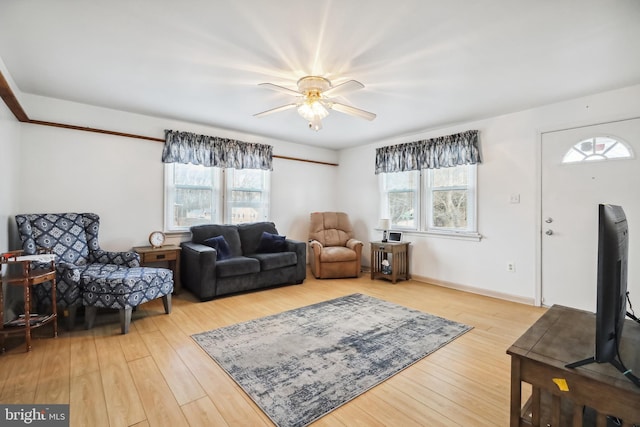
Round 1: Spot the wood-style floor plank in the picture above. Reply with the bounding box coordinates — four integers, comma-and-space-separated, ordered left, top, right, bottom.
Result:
181, 396, 230, 427
129, 356, 190, 427
34, 333, 70, 404
69, 370, 109, 427
140, 330, 206, 405
0, 271, 546, 426
94, 328, 147, 427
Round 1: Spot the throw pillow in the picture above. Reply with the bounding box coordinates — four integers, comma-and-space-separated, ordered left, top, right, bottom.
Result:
203, 235, 232, 260
256, 231, 286, 253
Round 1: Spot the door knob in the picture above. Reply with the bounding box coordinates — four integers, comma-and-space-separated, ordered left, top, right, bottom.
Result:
545, 217, 553, 223
545, 229, 553, 236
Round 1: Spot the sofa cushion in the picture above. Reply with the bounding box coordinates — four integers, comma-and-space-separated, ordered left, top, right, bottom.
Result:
215, 256, 260, 278
238, 222, 279, 255
191, 224, 242, 257
256, 231, 286, 253
203, 235, 232, 260
250, 252, 297, 271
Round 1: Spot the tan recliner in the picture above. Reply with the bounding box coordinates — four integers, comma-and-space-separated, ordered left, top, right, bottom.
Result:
309, 212, 363, 279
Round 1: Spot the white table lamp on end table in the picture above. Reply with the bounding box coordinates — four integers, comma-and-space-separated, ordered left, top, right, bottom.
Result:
378, 218, 390, 242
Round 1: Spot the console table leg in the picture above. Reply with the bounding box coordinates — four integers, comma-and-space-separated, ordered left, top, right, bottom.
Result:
572, 405, 583, 427
510, 357, 522, 426
531, 386, 541, 426
551, 393, 561, 426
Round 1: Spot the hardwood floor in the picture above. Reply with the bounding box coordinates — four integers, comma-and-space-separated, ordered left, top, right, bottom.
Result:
0, 271, 546, 426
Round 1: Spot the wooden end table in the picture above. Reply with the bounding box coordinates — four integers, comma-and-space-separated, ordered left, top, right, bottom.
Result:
133, 245, 182, 294
370, 241, 410, 284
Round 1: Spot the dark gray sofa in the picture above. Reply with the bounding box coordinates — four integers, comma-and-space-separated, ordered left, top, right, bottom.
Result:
180, 221, 306, 300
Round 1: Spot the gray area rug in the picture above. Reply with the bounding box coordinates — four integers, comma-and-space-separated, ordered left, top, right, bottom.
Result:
192, 293, 472, 427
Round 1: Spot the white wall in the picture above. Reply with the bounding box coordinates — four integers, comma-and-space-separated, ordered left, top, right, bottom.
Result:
7, 75, 640, 306
0, 57, 22, 255
0, 98, 20, 254
16, 95, 339, 251
338, 84, 640, 303
0, 64, 22, 321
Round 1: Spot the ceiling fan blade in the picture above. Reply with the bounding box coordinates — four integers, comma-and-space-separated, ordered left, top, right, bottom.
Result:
322, 80, 364, 97
329, 102, 377, 121
257, 82, 301, 97
253, 103, 297, 118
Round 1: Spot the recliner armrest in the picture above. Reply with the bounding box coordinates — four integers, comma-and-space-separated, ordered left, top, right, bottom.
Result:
309, 239, 324, 254
346, 239, 363, 250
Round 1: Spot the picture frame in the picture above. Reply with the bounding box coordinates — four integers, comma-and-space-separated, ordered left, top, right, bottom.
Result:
388, 231, 403, 242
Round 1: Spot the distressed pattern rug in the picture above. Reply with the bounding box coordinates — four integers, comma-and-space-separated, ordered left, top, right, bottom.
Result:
192, 293, 472, 427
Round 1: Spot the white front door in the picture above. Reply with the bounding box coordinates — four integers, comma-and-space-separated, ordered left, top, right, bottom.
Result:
541, 117, 640, 311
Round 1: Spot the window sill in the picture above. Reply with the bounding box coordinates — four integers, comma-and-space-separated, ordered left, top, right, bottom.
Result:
381, 229, 483, 242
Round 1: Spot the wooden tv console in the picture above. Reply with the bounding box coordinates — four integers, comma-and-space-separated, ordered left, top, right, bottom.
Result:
508, 305, 640, 426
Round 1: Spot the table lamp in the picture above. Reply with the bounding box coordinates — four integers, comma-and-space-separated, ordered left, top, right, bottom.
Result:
378, 219, 390, 242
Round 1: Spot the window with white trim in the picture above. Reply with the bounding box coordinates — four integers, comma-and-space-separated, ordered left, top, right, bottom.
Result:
224, 168, 271, 224
379, 170, 420, 229
380, 164, 477, 234
164, 163, 270, 231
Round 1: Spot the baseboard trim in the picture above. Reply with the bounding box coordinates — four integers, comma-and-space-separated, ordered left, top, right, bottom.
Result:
410, 274, 536, 306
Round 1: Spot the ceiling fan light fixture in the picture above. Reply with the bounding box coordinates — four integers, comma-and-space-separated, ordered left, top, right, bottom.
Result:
297, 99, 328, 121
309, 115, 323, 131
255, 75, 375, 130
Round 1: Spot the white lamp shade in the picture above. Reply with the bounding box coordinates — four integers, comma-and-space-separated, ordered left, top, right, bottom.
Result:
378, 219, 390, 230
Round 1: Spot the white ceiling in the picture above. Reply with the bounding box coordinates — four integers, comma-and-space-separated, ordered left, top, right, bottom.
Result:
1, 1, 639, 150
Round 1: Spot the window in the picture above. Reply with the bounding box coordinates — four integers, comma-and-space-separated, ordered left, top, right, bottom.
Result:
380, 164, 477, 235
225, 168, 271, 224
379, 171, 419, 229
562, 136, 632, 164
165, 163, 270, 231
426, 165, 476, 232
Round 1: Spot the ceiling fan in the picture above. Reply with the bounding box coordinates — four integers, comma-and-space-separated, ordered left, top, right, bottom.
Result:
253, 76, 376, 131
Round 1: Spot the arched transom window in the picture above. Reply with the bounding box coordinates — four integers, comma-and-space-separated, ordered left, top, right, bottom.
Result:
562, 136, 633, 164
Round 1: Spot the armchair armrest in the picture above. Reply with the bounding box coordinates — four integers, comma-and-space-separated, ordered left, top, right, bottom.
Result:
346, 238, 364, 251
346, 239, 363, 265
56, 260, 83, 284
91, 250, 141, 267
309, 239, 324, 254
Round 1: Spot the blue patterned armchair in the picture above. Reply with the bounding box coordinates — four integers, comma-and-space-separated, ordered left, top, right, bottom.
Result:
15, 213, 173, 333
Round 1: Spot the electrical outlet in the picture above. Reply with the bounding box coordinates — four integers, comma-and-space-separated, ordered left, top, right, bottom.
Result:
507, 262, 516, 272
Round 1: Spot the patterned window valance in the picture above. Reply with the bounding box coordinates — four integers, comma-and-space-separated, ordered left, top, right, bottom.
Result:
162, 130, 273, 171
375, 130, 481, 174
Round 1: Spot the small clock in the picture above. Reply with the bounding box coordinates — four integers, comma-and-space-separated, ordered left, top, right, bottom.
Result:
149, 231, 166, 248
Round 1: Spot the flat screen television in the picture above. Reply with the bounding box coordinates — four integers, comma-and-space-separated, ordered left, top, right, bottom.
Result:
566, 204, 639, 388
